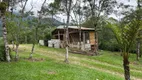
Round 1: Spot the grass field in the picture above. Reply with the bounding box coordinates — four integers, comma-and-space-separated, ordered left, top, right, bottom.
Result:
0, 44, 142, 80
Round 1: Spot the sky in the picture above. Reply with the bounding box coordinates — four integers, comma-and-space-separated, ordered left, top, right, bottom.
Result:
23, 0, 137, 22
25, 0, 53, 16
109, 0, 137, 20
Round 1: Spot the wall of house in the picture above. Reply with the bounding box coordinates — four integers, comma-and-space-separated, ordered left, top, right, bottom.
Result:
52, 29, 95, 51
69, 42, 91, 51
89, 31, 95, 45
48, 39, 60, 48
39, 40, 44, 46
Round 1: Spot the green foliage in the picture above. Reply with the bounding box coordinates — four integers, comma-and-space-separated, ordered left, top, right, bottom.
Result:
0, 38, 5, 61
6, 12, 56, 44
0, 25, 2, 37
48, 0, 61, 15
107, 19, 141, 55
6, 13, 29, 44
0, 2, 7, 13
99, 39, 120, 51
98, 22, 120, 51
82, 16, 120, 51
106, 22, 122, 45
82, 18, 94, 28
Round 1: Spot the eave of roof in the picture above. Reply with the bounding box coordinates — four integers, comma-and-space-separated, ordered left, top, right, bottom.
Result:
57, 25, 94, 31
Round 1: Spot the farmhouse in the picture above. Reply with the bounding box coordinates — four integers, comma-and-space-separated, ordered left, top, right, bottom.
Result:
49, 25, 96, 51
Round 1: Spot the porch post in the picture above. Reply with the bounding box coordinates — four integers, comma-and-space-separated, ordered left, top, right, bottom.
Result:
83, 31, 85, 51
58, 31, 60, 40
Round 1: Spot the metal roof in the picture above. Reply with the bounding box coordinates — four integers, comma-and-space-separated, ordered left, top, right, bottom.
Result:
56, 25, 94, 30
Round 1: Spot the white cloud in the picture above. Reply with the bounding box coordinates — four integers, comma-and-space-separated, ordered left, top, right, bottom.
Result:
25, 0, 54, 16
24, 0, 137, 21
117, 0, 137, 6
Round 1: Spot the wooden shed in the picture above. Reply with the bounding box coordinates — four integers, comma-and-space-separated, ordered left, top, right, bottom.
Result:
51, 26, 95, 51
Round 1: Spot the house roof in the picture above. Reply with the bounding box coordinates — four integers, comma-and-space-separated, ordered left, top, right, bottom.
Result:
57, 25, 94, 31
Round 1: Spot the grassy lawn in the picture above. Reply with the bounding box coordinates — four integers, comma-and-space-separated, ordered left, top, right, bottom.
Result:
0, 44, 142, 80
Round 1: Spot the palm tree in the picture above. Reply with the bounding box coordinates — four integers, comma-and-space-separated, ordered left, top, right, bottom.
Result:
107, 20, 141, 80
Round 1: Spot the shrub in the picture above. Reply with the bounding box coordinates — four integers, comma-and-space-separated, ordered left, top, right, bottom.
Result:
99, 39, 120, 51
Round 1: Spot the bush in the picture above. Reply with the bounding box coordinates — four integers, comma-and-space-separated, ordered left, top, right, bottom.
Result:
99, 39, 120, 51
99, 27, 120, 52
0, 37, 6, 61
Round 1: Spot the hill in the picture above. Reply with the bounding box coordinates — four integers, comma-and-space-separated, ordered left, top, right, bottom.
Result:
1, 44, 142, 80
26, 16, 64, 27
41, 18, 64, 26
0, 16, 63, 37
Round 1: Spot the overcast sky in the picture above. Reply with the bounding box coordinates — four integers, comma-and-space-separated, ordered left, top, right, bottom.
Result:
23, 0, 137, 21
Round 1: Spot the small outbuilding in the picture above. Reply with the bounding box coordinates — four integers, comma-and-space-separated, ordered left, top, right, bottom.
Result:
49, 25, 96, 51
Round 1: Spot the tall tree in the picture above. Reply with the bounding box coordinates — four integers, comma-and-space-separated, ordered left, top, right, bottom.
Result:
65, 0, 72, 63
0, 0, 11, 62
6, 13, 28, 60
13, 0, 28, 60
60, 0, 73, 63
120, 0, 142, 61
29, 0, 47, 59
107, 20, 142, 80
83, 0, 117, 55
136, 0, 142, 61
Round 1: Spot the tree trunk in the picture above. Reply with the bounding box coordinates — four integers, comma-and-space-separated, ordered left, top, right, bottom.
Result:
12, 41, 15, 50
65, 46, 69, 63
1, 12, 11, 62
96, 32, 98, 54
83, 32, 85, 51
29, 43, 35, 59
15, 44, 19, 61
35, 27, 38, 41
25, 36, 27, 44
79, 26, 81, 50
123, 53, 130, 80
94, 31, 98, 55
64, 0, 72, 63
136, 41, 140, 60
29, 28, 37, 59
140, 49, 141, 57
137, 0, 141, 58
65, 23, 69, 63
79, 11, 81, 50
